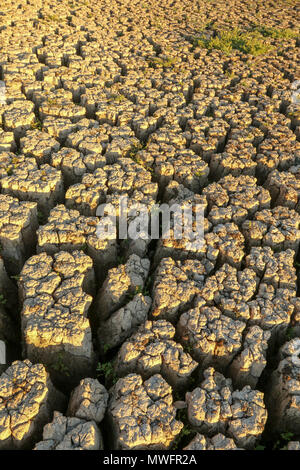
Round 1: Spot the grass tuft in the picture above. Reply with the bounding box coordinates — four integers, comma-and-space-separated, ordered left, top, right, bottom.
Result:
193, 29, 273, 56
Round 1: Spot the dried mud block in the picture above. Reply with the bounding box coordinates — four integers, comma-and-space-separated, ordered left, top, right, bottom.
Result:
19, 251, 96, 383
115, 320, 198, 389
228, 326, 271, 389
248, 285, 296, 339
154, 221, 244, 269
95, 98, 135, 126
162, 179, 205, 205
0, 194, 38, 275
184, 433, 241, 450
245, 247, 297, 292
37, 205, 117, 279
34, 412, 103, 450
20, 129, 60, 164
0, 151, 33, 179
255, 128, 300, 180
178, 303, 246, 372
203, 175, 271, 226
1, 158, 64, 214
42, 117, 78, 142
96, 254, 150, 321
153, 181, 209, 259
199, 261, 296, 340
65, 168, 108, 216
0, 360, 65, 450
209, 144, 257, 179
107, 373, 183, 449
199, 263, 257, 322
242, 207, 300, 252
266, 339, 300, 435
3, 100, 35, 139
148, 129, 187, 152
186, 367, 267, 449
67, 378, 108, 424
65, 158, 158, 217
265, 166, 300, 213
154, 148, 209, 192
39, 96, 86, 122
151, 257, 213, 323
210, 223, 245, 268
0, 129, 15, 152
51, 147, 106, 185
105, 135, 141, 164
98, 293, 151, 351
65, 126, 109, 155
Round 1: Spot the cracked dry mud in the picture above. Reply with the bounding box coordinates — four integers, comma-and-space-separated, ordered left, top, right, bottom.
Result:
0, 0, 299, 451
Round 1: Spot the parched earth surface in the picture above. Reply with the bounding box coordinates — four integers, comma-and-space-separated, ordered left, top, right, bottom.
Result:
0, 0, 299, 451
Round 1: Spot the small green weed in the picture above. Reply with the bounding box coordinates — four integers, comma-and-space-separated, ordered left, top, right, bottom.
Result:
52, 351, 70, 376
251, 25, 299, 40
193, 29, 273, 56
96, 361, 118, 386
37, 211, 47, 225
172, 408, 196, 449
273, 432, 295, 450
147, 56, 177, 68
31, 119, 43, 131
109, 93, 126, 103
286, 326, 295, 341
102, 343, 111, 354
